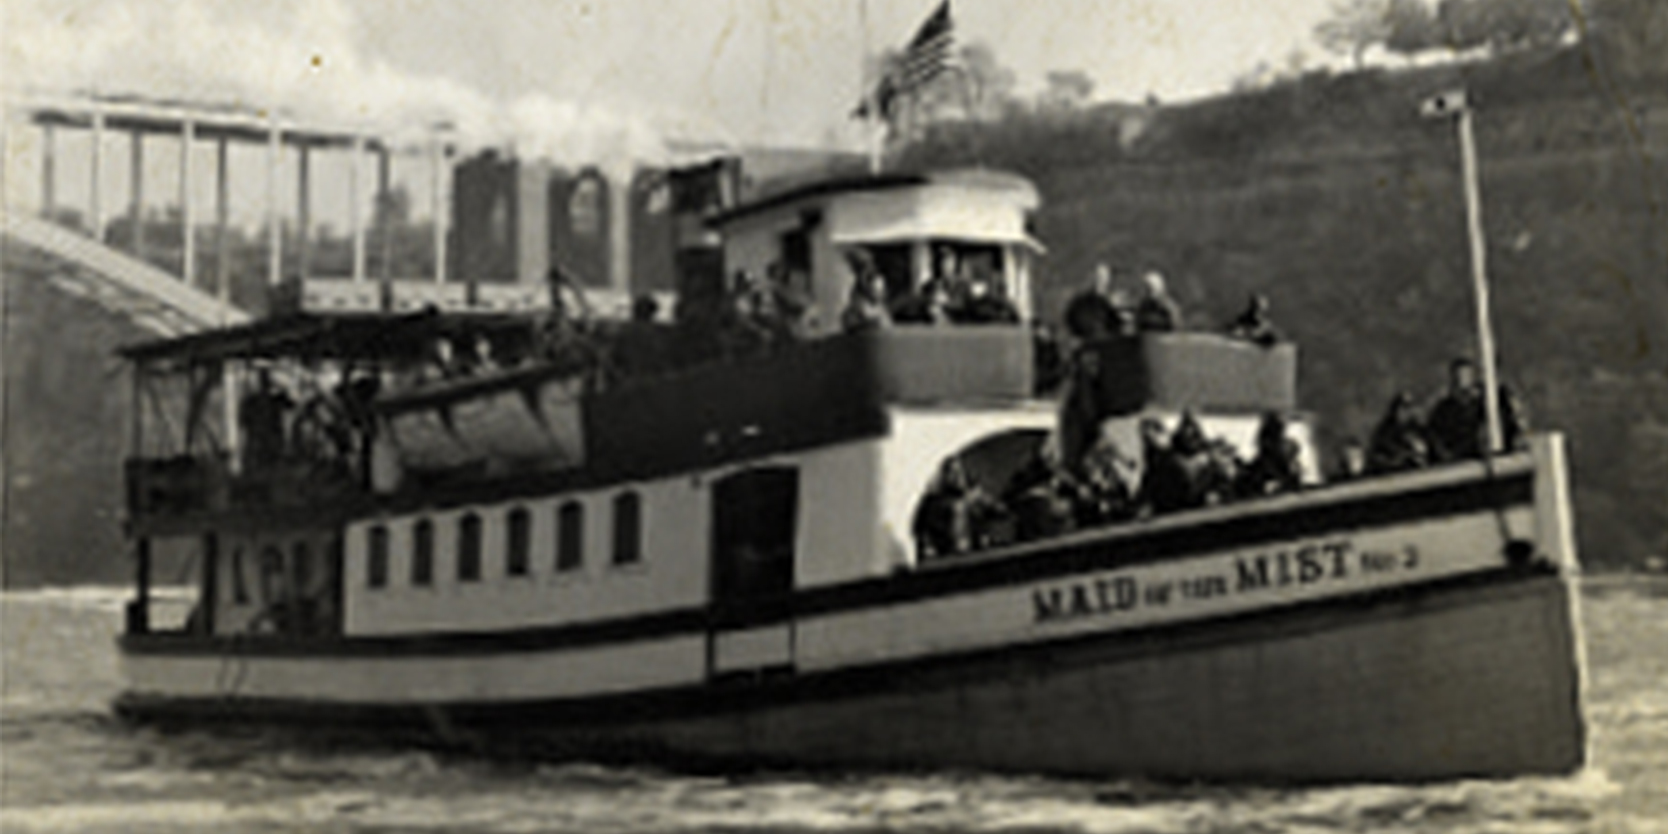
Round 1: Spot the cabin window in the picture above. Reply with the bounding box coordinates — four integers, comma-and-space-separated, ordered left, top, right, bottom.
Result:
571, 177, 603, 238
505, 508, 531, 577
258, 546, 284, 604
366, 526, 389, 589
412, 520, 434, 586
230, 546, 250, 603
556, 501, 584, 572
293, 542, 312, 595
612, 492, 643, 566
457, 514, 483, 582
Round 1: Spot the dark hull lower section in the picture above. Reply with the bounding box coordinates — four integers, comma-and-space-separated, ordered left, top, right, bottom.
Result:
116, 569, 1586, 783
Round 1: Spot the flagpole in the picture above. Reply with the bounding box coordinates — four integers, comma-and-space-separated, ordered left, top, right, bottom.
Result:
860, 0, 882, 174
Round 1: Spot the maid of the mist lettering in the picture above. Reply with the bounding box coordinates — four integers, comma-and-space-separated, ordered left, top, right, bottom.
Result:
1234, 539, 1353, 591
1031, 538, 1357, 625
1032, 576, 1138, 623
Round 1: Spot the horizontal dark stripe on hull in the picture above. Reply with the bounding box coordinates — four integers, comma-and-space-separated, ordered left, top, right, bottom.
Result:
117, 565, 1562, 735
122, 471, 1534, 659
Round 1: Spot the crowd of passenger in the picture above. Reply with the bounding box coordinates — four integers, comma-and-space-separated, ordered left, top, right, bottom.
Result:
237, 366, 381, 483
1348, 357, 1529, 479
913, 409, 1306, 559
840, 247, 1022, 332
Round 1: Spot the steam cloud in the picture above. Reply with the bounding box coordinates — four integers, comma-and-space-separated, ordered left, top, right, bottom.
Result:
3, 0, 732, 176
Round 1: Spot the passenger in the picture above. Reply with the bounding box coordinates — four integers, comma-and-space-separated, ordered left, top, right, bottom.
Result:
718, 284, 773, 357
913, 457, 1006, 559
963, 279, 1021, 324
1226, 293, 1282, 347
1239, 411, 1303, 497
1173, 413, 1219, 503
1031, 322, 1068, 395
841, 263, 893, 333
1134, 270, 1182, 332
1204, 437, 1246, 504
239, 369, 294, 471
1076, 440, 1137, 526
1367, 392, 1431, 474
1426, 358, 1485, 462
1005, 451, 1079, 542
613, 294, 671, 376
1138, 417, 1191, 515
1332, 437, 1367, 482
1499, 382, 1530, 452
1062, 263, 1120, 341
762, 263, 814, 339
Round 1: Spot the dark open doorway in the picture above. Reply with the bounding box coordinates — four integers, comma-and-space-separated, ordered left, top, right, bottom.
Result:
710, 467, 799, 616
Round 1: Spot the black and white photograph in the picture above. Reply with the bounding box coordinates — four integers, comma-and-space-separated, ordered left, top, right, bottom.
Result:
2, 0, 1664, 830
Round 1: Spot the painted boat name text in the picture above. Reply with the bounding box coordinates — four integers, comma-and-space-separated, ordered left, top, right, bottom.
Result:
1032, 538, 1425, 624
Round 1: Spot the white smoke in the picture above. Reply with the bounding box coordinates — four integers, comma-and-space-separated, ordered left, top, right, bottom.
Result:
2, 0, 732, 176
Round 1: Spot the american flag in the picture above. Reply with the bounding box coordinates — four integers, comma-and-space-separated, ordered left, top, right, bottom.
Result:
856, 1, 955, 120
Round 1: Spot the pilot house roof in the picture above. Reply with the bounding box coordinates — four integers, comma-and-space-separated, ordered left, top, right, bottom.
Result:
710, 168, 1042, 249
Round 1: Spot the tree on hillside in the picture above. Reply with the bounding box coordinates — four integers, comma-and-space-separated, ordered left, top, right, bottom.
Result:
1585, 0, 1668, 75
1038, 70, 1095, 112
1315, 0, 1395, 68
1436, 0, 1572, 54
1383, 0, 1440, 61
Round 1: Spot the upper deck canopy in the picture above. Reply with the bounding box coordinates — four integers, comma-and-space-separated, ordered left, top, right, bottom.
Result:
117, 310, 539, 367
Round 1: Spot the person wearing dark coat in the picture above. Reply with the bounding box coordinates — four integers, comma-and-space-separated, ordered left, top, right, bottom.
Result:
1134, 271, 1182, 333
913, 457, 1007, 559
1063, 264, 1121, 341
1426, 358, 1485, 462
1139, 417, 1193, 515
1226, 293, 1281, 347
1240, 411, 1303, 496
1367, 392, 1431, 474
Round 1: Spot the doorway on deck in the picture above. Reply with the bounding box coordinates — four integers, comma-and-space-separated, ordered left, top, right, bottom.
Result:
710, 466, 799, 612
707, 466, 799, 678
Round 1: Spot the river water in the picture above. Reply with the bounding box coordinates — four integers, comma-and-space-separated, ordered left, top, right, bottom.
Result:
3, 577, 1666, 833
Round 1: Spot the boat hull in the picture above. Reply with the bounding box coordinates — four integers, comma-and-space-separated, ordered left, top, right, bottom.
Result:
115, 437, 1588, 782
115, 565, 1582, 782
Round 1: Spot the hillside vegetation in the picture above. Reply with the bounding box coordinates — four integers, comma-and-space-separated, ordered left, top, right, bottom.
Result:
898, 43, 1668, 568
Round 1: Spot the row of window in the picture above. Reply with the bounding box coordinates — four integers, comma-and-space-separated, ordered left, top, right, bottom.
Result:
364, 492, 642, 589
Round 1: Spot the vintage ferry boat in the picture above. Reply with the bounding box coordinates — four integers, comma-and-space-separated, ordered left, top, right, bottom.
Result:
112, 165, 1587, 782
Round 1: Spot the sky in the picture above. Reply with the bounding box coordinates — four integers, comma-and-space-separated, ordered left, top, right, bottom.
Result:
5, 0, 1341, 150
2, 0, 1341, 224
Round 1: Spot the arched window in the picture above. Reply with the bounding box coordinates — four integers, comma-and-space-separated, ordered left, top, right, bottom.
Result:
457, 514, 483, 582
556, 501, 584, 572
570, 176, 603, 238
412, 520, 434, 586
612, 491, 642, 566
505, 508, 531, 577
366, 526, 389, 589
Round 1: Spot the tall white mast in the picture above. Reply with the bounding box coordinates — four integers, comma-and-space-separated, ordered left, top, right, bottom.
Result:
1423, 89, 1503, 455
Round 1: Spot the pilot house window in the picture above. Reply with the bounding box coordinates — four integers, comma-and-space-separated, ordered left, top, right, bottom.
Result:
612, 492, 642, 566
457, 514, 483, 582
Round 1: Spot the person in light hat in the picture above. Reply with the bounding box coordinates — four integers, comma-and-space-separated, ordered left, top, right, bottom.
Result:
1135, 270, 1181, 332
